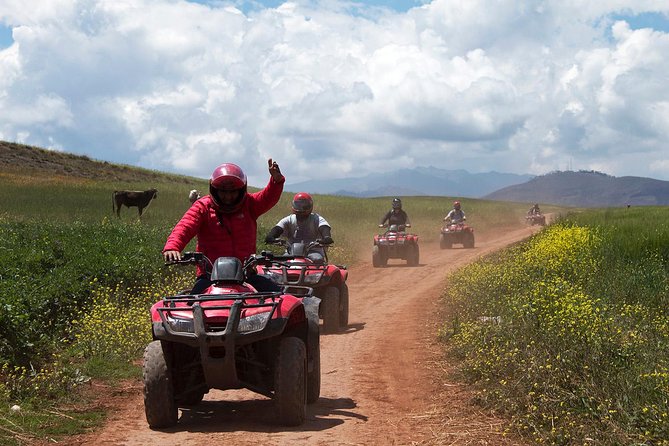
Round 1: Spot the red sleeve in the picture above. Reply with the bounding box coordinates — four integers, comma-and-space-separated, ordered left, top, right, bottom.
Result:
162, 200, 207, 252
248, 175, 285, 219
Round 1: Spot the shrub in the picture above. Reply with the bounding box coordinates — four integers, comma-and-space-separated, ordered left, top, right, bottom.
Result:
443, 217, 669, 444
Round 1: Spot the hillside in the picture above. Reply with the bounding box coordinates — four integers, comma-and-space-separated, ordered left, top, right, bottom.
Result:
0, 141, 200, 185
485, 170, 669, 207
286, 166, 533, 198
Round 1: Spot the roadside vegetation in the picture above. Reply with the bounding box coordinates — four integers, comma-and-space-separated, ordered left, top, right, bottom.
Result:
443, 207, 669, 444
0, 148, 532, 444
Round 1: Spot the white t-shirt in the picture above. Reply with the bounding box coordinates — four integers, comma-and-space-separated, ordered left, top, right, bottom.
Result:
445, 209, 466, 223
275, 213, 330, 243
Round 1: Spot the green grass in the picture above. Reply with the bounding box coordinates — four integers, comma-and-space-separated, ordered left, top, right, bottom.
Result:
442, 207, 669, 444
0, 163, 565, 443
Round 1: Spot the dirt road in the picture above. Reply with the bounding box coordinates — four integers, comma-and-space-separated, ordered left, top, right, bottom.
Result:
76, 226, 536, 446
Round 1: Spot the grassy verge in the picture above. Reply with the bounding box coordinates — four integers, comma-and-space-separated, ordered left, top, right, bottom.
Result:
441, 208, 669, 444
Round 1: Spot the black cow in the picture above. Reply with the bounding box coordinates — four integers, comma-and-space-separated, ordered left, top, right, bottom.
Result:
112, 189, 158, 218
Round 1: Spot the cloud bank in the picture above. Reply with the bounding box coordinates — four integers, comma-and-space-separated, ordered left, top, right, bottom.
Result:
1, 0, 668, 185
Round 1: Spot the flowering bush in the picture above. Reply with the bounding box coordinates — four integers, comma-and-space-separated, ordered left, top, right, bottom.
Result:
444, 219, 669, 444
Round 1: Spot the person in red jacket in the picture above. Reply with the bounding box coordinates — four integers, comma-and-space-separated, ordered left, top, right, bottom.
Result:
163, 159, 284, 293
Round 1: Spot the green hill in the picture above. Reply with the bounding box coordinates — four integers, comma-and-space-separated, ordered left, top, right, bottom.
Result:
485, 170, 669, 207
0, 141, 201, 185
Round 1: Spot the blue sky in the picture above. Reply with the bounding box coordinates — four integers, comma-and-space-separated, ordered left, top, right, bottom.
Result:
0, 24, 12, 49
1, 1, 669, 184
613, 11, 669, 32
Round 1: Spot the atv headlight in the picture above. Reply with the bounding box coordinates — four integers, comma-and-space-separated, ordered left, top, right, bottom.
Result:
238, 312, 271, 333
303, 272, 324, 285
165, 316, 194, 333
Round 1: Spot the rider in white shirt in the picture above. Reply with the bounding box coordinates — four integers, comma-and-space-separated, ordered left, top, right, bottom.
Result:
444, 200, 466, 224
265, 192, 333, 263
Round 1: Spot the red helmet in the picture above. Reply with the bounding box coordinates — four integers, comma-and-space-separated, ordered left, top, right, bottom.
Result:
209, 163, 247, 213
453, 201, 461, 210
292, 192, 313, 216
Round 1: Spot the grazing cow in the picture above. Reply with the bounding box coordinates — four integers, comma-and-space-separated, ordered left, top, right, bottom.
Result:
188, 189, 201, 204
112, 189, 158, 218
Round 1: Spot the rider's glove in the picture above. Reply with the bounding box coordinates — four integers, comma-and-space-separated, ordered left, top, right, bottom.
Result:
321, 236, 334, 245
378, 224, 384, 228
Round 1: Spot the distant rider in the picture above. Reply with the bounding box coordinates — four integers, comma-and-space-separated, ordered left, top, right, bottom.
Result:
379, 198, 411, 229
444, 201, 466, 224
163, 159, 285, 293
527, 203, 541, 215
265, 192, 333, 264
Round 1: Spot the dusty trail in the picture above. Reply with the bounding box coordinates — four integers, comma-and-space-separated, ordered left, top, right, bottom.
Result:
75, 226, 537, 446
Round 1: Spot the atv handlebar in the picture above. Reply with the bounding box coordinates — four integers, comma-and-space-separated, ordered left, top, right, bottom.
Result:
164, 251, 212, 268
267, 239, 331, 248
165, 251, 281, 275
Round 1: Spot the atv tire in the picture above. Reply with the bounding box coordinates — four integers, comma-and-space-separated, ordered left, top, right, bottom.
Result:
274, 337, 307, 426
143, 341, 178, 429
372, 245, 381, 267
408, 244, 419, 266
306, 319, 321, 404
339, 282, 349, 328
440, 234, 452, 249
322, 287, 340, 333
464, 233, 475, 249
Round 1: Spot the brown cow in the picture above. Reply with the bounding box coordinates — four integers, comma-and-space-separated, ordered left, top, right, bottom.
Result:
112, 189, 158, 218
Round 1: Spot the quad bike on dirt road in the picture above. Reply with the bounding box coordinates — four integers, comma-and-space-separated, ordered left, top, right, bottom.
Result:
372, 224, 420, 267
143, 252, 321, 429
259, 239, 349, 334
526, 213, 546, 226
440, 221, 475, 249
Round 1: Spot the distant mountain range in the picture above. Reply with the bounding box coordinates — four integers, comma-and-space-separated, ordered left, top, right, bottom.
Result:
286, 167, 534, 198
287, 166, 669, 207
485, 170, 669, 207
3, 141, 667, 207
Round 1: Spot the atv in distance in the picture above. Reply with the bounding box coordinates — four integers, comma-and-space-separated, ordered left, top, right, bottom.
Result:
259, 239, 349, 334
440, 221, 475, 249
143, 252, 320, 429
526, 213, 546, 226
372, 223, 420, 267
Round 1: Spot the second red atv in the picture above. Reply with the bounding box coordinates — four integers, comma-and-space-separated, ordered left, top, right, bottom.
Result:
143, 252, 320, 429
258, 240, 349, 334
372, 224, 420, 267
440, 222, 475, 249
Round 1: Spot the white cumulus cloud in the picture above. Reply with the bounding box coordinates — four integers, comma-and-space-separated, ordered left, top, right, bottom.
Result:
0, 0, 668, 184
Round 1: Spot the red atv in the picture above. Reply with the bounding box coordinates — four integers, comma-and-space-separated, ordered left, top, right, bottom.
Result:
258, 240, 349, 334
526, 213, 546, 226
440, 221, 475, 249
372, 224, 420, 267
143, 252, 320, 429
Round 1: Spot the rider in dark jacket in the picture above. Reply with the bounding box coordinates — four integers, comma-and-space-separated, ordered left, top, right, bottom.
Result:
379, 198, 411, 228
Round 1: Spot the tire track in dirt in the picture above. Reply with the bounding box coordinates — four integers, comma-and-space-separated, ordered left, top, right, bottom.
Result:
72, 226, 538, 446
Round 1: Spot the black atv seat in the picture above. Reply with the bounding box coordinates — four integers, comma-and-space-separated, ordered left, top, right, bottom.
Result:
210, 257, 245, 284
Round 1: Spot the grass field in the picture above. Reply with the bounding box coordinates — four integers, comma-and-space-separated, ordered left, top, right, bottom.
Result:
443, 207, 669, 444
0, 160, 550, 444
5, 156, 665, 445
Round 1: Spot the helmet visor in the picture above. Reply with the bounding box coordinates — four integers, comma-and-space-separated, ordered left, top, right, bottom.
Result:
292, 199, 312, 213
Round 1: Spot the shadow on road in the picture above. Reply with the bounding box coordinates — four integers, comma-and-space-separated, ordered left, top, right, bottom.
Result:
324, 322, 365, 336
169, 396, 363, 434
